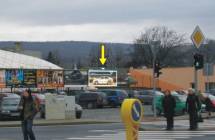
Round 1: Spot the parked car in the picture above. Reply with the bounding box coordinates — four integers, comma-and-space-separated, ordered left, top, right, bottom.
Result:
153, 94, 186, 116
93, 76, 113, 85
134, 90, 155, 105
125, 89, 139, 98
66, 90, 83, 103
78, 91, 108, 109
0, 94, 21, 120
201, 93, 215, 111
98, 89, 128, 107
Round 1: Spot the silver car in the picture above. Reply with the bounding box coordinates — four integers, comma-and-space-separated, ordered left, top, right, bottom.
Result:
0, 95, 21, 120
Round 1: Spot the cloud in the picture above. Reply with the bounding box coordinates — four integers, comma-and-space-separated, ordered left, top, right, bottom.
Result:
0, 0, 214, 42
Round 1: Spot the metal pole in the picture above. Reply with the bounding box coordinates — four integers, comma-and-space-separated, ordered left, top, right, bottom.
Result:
206, 63, 210, 91
152, 58, 157, 118
194, 68, 198, 94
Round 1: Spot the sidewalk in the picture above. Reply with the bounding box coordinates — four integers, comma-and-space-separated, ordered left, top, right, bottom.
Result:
0, 119, 119, 127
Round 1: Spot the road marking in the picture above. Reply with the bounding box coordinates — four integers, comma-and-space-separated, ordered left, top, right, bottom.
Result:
88, 130, 117, 133
67, 138, 106, 140
66, 130, 215, 140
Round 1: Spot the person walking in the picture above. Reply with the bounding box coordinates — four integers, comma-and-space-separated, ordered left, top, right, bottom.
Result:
162, 90, 176, 130
186, 88, 201, 130
19, 89, 39, 140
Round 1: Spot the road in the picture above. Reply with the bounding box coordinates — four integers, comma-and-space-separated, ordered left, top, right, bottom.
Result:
81, 105, 153, 121
1, 123, 215, 140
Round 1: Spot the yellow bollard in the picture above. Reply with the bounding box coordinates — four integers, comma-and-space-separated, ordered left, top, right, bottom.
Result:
121, 99, 143, 140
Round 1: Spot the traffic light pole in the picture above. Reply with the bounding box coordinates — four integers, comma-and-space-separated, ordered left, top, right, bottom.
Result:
194, 68, 198, 94
152, 58, 157, 118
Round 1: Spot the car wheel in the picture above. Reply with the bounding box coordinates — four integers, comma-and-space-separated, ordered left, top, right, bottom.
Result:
76, 111, 82, 119
98, 104, 104, 108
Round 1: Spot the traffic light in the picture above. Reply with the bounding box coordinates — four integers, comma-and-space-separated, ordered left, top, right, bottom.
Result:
193, 53, 204, 69
154, 61, 162, 78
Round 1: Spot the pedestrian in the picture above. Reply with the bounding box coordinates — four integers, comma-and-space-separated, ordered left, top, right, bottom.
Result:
162, 90, 176, 130
205, 96, 213, 118
186, 88, 201, 130
19, 89, 39, 140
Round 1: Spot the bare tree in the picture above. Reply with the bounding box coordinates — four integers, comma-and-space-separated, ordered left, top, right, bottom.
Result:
131, 26, 186, 68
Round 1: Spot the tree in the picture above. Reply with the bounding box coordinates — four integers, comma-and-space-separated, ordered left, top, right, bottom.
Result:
130, 26, 185, 68
46, 50, 61, 65
199, 39, 215, 63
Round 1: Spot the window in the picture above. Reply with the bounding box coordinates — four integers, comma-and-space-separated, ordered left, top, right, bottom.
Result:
205, 82, 215, 91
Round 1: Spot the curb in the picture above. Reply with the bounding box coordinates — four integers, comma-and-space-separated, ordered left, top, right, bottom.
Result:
0, 120, 119, 128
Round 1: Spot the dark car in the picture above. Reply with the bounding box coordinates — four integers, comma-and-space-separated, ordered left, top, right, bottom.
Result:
98, 89, 128, 107
66, 90, 84, 103
135, 90, 155, 105
78, 92, 108, 109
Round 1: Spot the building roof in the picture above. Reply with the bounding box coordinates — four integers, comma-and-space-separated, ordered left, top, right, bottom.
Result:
0, 49, 63, 70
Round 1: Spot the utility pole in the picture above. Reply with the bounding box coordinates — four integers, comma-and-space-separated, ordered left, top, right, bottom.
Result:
152, 56, 157, 117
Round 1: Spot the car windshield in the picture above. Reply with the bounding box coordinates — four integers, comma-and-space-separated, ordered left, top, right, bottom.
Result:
2, 99, 20, 106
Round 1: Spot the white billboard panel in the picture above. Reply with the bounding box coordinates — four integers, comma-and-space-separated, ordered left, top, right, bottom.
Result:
88, 69, 117, 87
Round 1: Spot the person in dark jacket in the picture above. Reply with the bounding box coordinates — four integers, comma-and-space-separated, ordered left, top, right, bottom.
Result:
19, 89, 38, 140
162, 90, 176, 130
186, 88, 201, 130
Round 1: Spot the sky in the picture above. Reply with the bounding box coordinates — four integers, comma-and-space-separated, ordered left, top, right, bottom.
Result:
0, 0, 214, 43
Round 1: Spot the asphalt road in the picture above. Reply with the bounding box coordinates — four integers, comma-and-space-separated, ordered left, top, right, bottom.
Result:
1, 123, 215, 140
81, 105, 153, 121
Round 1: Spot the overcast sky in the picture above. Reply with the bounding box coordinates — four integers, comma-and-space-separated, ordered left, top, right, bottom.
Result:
0, 0, 214, 43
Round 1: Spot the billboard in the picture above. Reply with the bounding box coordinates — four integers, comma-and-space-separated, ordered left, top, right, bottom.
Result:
6, 69, 24, 87
23, 70, 37, 87
88, 69, 117, 87
37, 70, 64, 88
64, 70, 88, 85
0, 70, 6, 88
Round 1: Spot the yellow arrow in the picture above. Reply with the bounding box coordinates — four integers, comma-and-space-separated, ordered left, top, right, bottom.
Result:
100, 44, 106, 65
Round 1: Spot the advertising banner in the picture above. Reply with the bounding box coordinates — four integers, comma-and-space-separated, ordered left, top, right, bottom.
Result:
37, 70, 64, 88
88, 69, 117, 87
6, 69, 24, 87
0, 70, 6, 88
23, 70, 37, 87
